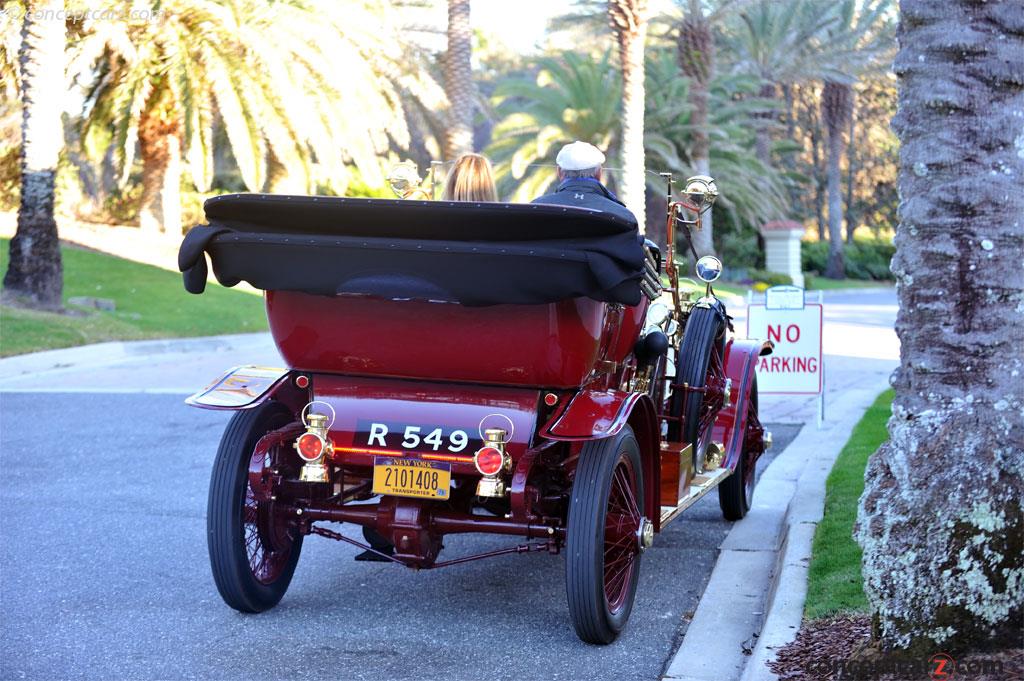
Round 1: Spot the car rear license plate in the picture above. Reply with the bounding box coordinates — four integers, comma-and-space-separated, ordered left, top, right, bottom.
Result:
372, 457, 451, 500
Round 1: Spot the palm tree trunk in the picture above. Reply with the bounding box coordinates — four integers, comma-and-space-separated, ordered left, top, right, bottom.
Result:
755, 82, 775, 164
610, 0, 649, 231
845, 96, 858, 244
137, 108, 182, 236
2, 0, 65, 310
443, 0, 473, 159
822, 80, 850, 278
678, 7, 715, 256
808, 92, 826, 241
855, 0, 1023, 654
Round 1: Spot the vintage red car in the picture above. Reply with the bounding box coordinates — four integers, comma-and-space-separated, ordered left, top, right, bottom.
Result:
178, 175, 771, 644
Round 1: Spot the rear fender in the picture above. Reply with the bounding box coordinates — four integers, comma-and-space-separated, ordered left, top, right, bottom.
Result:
185, 365, 307, 412
713, 339, 762, 471
539, 389, 661, 524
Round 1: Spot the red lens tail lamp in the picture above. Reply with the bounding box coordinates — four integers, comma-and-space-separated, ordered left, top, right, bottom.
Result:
474, 414, 514, 498
294, 401, 335, 483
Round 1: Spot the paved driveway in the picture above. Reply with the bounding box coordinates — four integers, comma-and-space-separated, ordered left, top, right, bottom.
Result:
0, 392, 796, 681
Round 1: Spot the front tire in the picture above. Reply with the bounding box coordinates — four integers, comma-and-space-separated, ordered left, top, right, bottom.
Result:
565, 427, 645, 644
208, 401, 303, 613
669, 305, 726, 473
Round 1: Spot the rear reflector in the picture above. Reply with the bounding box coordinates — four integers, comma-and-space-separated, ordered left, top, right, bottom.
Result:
474, 446, 505, 476
296, 432, 325, 461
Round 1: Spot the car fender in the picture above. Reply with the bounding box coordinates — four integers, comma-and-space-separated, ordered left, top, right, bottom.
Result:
185, 365, 298, 410
539, 389, 661, 521
713, 338, 763, 471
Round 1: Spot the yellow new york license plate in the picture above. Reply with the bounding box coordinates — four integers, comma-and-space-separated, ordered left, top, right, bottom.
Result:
372, 457, 451, 500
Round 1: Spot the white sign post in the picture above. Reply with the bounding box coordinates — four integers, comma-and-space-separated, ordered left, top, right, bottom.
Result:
747, 288, 825, 426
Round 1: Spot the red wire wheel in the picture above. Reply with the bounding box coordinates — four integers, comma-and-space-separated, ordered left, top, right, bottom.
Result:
207, 401, 303, 612
566, 426, 645, 644
668, 305, 728, 473
719, 376, 761, 520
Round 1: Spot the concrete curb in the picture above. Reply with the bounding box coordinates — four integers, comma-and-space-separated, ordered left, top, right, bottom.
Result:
0, 332, 273, 383
663, 377, 890, 681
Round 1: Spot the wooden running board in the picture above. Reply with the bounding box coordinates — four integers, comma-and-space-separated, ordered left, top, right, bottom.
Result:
659, 467, 732, 527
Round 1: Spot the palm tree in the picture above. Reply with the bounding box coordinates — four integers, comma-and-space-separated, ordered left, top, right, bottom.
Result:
856, 0, 1023, 653
608, 0, 650, 230
487, 53, 621, 202
721, 0, 845, 163
487, 52, 787, 235
2, 0, 65, 309
444, 0, 474, 158
71, 0, 441, 235
671, 0, 747, 256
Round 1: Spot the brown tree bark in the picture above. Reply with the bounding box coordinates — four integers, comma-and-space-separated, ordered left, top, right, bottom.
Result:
822, 80, 850, 278
845, 91, 858, 244
855, 0, 1024, 654
609, 0, 649, 231
3, 0, 65, 310
677, 5, 715, 256
137, 95, 183, 236
443, 0, 473, 159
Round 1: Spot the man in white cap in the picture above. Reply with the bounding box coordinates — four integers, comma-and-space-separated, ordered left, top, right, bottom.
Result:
531, 141, 637, 225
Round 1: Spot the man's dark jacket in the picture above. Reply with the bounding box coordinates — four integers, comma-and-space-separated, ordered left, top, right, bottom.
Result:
532, 177, 638, 226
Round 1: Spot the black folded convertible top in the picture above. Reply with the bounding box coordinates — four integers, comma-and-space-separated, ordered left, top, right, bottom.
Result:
179, 193, 646, 306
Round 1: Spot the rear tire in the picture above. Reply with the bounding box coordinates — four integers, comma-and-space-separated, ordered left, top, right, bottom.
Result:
208, 401, 303, 613
719, 378, 759, 521
668, 305, 726, 473
565, 427, 645, 644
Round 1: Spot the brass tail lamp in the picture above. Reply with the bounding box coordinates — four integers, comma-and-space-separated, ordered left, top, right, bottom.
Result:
295, 401, 335, 483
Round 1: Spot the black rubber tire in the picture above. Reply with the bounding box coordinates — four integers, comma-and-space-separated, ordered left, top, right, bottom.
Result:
565, 426, 645, 645
719, 377, 759, 521
208, 400, 302, 613
668, 305, 725, 470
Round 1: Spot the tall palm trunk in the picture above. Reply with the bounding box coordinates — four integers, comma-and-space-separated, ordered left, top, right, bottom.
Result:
137, 100, 183, 236
754, 82, 775, 164
855, 0, 1023, 654
3, 0, 65, 309
609, 0, 649, 231
821, 79, 850, 278
845, 96, 857, 244
443, 0, 473, 159
677, 6, 715, 256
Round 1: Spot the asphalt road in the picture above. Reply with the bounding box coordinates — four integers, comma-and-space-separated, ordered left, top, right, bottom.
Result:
0, 392, 798, 681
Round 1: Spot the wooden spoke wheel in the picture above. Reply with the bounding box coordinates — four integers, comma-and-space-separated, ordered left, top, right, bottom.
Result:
565, 426, 646, 644
207, 401, 303, 613
668, 305, 727, 474
719, 377, 760, 520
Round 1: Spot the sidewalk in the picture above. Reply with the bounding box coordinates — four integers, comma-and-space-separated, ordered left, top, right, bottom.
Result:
663, 289, 897, 680
0, 332, 281, 393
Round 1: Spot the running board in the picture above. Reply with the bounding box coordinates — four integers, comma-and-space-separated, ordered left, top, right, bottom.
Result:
659, 467, 732, 527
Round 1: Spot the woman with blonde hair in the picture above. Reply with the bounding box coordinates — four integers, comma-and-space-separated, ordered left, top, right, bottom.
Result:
442, 153, 498, 202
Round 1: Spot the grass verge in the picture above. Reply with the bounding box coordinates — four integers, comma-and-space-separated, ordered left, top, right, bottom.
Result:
0, 238, 267, 357
804, 275, 892, 291
805, 389, 894, 619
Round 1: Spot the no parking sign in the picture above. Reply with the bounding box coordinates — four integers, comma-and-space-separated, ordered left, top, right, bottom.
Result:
746, 286, 823, 395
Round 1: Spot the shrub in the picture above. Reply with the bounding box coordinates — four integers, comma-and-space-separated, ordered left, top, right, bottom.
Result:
801, 237, 895, 280
747, 268, 793, 287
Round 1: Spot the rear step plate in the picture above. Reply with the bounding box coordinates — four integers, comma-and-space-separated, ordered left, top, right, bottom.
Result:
659, 467, 732, 527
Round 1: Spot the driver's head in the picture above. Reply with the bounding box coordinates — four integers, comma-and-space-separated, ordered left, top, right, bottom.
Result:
556, 141, 606, 183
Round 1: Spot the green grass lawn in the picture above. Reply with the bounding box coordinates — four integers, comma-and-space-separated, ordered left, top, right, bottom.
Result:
804, 275, 892, 291
0, 238, 267, 357
805, 389, 894, 619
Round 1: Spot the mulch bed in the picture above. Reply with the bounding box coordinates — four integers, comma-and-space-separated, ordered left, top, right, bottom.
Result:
767, 614, 1023, 680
